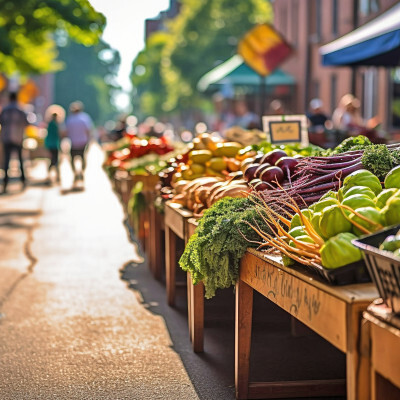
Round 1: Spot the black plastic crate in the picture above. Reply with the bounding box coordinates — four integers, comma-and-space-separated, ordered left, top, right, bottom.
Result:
308, 259, 370, 286
352, 225, 400, 314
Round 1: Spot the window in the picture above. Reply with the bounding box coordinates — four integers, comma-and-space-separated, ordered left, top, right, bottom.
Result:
313, 80, 320, 99
332, 0, 339, 36
360, 0, 380, 16
292, 0, 299, 47
330, 74, 337, 114
316, 0, 322, 40
363, 68, 378, 119
391, 68, 400, 128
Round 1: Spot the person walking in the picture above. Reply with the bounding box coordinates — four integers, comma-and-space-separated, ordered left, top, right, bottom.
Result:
0, 92, 28, 193
44, 112, 61, 182
65, 101, 93, 181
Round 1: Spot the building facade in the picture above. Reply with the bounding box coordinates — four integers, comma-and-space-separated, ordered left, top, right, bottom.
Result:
272, 0, 399, 134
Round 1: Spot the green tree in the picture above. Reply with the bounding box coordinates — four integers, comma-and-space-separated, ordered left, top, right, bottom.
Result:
54, 38, 120, 125
130, 0, 272, 118
161, 0, 272, 112
0, 0, 105, 74
131, 31, 170, 119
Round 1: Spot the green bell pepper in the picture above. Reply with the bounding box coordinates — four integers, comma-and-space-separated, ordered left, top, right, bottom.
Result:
290, 209, 313, 229
341, 194, 376, 211
288, 226, 306, 238
382, 196, 400, 226
384, 165, 400, 189
349, 206, 383, 236
379, 234, 400, 252
375, 188, 399, 209
320, 232, 362, 269
342, 169, 382, 196
319, 205, 352, 239
342, 186, 376, 200
310, 198, 338, 213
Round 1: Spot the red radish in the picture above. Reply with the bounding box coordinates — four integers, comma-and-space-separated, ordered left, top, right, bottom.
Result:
228, 171, 244, 180
261, 149, 287, 165
240, 157, 255, 172
249, 178, 262, 186
275, 157, 299, 185
255, 163, 271, 178
253, 181, 271, 191
260, 166, 284, 185
244, 163, 260, 182
253, 152, 265, 163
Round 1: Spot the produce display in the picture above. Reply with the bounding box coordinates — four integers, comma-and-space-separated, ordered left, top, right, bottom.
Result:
179, 197, 270, 298
159, 133, 320, 216
178, 135, 400, 297
257, 137, 400, 206
246, 166, 400, 270
103, 135, 178, 176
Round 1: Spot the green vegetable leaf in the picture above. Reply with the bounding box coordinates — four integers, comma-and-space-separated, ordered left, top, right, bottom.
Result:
179, 197, 270, 298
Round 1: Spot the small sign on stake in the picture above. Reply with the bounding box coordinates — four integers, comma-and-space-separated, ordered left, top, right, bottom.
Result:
262, 115, 309, 147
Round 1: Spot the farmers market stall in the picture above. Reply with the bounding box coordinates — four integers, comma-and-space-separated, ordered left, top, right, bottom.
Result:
105, 128, 400, 399
362, 300, 400, 400
235, 249, 377, 400
164, 202, 193, 306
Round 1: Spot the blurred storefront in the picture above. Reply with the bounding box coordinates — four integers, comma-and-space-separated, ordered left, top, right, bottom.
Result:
272, 0, 399, 136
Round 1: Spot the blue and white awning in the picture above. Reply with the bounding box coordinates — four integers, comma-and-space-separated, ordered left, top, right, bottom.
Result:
320, 3, 400, 66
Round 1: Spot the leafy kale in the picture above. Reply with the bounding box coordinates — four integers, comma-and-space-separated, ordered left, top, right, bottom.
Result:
361, 144, 395, 181
179, 197, 269, 298
333, 135, 372, 154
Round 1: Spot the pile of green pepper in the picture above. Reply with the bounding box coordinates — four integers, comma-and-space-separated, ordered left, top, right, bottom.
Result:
286, 166, 400, 269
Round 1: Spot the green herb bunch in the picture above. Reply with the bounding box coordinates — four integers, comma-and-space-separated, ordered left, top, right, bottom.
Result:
179, 197, 269, 298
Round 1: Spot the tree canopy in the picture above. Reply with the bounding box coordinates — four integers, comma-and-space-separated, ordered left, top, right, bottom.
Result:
54, 38, 120, 125
131, 0, 272, 117
0, 0, 105, 74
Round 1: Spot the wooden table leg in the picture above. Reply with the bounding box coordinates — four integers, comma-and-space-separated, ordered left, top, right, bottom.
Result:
191, 280, 204, 353
187, 272, 192, 338
357, 317, 371, 400
235, 278, 254, 400
165, 226, 176, 306
346, 303, 370, 400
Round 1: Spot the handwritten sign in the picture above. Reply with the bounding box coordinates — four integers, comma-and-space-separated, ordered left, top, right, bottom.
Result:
269, 121, 301, 143
262, 114, 309, 146
253, 261, 321, 321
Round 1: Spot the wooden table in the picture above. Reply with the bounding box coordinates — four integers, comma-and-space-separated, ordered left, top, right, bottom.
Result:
185, 218, 205, 352
148, 202, 165, 281
112, 171, 159, 255
362, 300, 400, 400
235, 249, 378, 399
164, 202, 193, 306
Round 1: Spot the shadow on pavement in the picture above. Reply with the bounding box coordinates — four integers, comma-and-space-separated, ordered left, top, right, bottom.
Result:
120, 258, 346, 400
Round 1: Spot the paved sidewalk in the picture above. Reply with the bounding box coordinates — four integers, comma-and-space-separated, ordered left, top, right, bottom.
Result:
0, 145, 199, 399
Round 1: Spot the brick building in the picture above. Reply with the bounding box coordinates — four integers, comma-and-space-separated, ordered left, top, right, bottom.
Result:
272, 0, 400, 134
145, 0, 180, 41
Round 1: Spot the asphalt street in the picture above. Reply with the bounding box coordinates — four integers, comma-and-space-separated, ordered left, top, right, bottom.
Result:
0, 145, 199, 400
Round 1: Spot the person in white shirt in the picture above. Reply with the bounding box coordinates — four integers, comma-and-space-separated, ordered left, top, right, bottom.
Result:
65, 101, 93, 180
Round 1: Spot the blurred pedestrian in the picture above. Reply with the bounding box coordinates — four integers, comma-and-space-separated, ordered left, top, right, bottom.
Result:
44, 112, 61, 181
332, 94, 363, 132
109, 114, 127, 142
0, 91, 28, 193
268, 99, 286, 115
65, 101, 93, 181
307, 98, 329, 132
210, 93, 235, 134
228, 99, 258, 129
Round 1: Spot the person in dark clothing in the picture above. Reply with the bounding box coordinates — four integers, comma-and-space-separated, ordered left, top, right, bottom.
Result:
0, 92, 28, 193
44, 112, 61, 181
307, 98, 329, 133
